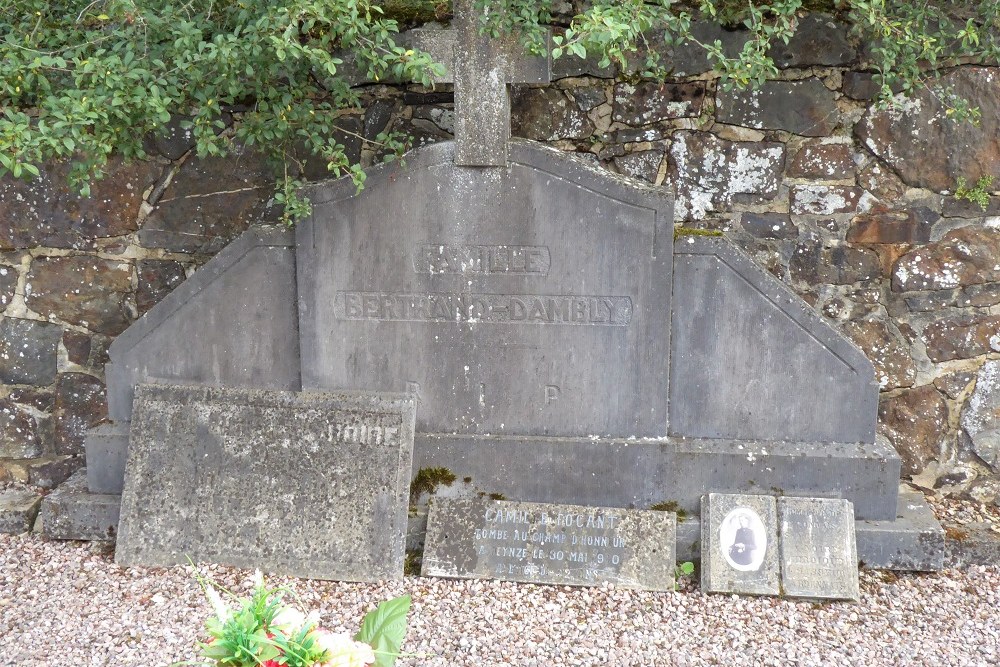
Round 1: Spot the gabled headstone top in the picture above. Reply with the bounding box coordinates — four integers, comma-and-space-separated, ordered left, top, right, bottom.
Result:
299, 140, 673, 438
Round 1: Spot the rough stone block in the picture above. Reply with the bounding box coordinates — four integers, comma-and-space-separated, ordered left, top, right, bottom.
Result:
701, 493, 780, 595
778, 497, 859, 601
857, 67, 1000, 191
423, 498, 675, 590
669, 132, 784, 220
54, 372, 107, 456
106, 226, 301, 422
38, 469, 120, 541
0, 317, 62, 386
0, 488, 42, 534
716, 79, 838, 137
299, 140, 673, 439
414, 433, 900, 521
0, 158, 160, 250
0, 399, 43, 459
671, 236, 878, 444
25, 256, 133, 336
84, 422, 129, 494
116, 385, 415, 581
5, 455, 79, 490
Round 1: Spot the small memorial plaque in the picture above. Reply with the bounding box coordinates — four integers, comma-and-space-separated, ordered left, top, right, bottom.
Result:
778, 497, 859, 601
701, 493, 780, 595
422, 498, 675, 591
116, 384, 415, 582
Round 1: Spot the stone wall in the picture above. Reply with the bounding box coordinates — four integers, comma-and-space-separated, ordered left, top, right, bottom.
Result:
2, 13, 1000, 504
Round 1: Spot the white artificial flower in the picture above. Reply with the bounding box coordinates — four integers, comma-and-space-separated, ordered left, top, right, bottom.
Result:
312, 631, 376, 667
250, 569, 264, 590
204, 586, 230, 623
270, 606, 307, 633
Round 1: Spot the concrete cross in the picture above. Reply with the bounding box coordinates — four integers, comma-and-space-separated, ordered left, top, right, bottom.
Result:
410, 0, 551, 166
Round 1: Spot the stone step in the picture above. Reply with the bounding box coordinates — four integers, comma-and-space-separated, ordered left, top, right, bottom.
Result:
37, 469, 120, 541
0, 487, 43, 534
414, 433, 902, 521
43, 470, 945, 571
406, 490, 945, 572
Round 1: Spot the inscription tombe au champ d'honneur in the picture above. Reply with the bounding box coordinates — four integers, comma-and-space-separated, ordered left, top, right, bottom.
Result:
475, 507, 629, 578
334, 244, 633, 326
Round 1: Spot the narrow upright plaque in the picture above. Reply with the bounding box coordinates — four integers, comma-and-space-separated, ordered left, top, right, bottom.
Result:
116, 384, 415, 582
701, 493, 780, 595
778, 497, 860, 601
422, 498, 675, 591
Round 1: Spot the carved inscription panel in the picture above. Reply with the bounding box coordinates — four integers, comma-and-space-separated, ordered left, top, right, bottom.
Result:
297, 141, 673, 437
422, 498, 676, 591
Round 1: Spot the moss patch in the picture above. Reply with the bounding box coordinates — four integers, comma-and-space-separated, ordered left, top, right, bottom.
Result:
409, 466, 457, 504
649, 500, 688, 523
674, 226, 723, 240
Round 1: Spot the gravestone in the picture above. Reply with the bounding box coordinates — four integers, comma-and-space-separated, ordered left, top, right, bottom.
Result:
779, 497, 859, 601
700, 493, 780, 595
422, 498, 675, 591
115, 384, 415, 581
49, 7, 943, 575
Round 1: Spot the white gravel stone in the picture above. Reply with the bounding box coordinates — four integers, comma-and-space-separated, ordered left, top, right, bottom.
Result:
1, 533, 998, 667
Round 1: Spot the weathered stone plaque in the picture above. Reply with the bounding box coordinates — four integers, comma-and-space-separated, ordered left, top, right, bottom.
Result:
701, 493, 780, 595
298, 140, 673, 438
115, 384, 415, 581
779, 497, 859, 600
422, 498, 676, 590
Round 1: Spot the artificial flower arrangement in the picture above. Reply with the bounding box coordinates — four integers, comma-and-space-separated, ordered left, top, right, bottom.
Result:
180, 571, 411, 667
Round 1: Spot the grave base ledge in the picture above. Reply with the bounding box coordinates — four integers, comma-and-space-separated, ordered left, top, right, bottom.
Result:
40, 472, 947, 571
413, 433, 901, 521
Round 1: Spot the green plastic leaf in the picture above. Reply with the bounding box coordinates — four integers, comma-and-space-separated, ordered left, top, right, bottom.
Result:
354, 594, 411, 667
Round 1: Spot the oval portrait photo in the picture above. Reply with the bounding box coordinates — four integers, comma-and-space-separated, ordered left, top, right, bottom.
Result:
719, 507, 767, 572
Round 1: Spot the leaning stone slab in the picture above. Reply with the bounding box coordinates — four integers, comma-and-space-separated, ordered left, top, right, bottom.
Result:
422, 498, 675, 591
778, 497, 860, 601
116, 384, 415, 581
0, 487, 42, 534
701, 493, 780, 595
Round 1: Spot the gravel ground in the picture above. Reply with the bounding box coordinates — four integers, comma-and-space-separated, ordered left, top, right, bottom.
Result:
2, 533, 998, 667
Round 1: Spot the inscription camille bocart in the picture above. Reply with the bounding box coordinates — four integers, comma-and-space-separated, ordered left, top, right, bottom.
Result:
422, 499, 676, 591
334, 244, 634, 326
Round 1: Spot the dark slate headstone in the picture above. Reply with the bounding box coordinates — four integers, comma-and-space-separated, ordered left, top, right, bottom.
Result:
701, 493, 780, 596
298, 140, 673, 438
422, 498, 675, 590
115, 384, 415, 581
778, 497, 859, 601
670, 236, 877, 444
105, 226, 300, 422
